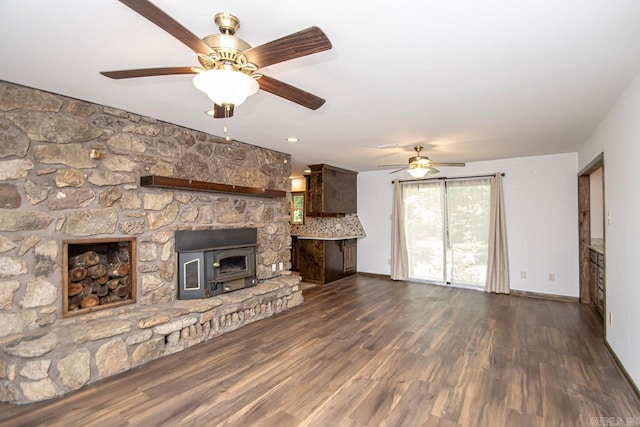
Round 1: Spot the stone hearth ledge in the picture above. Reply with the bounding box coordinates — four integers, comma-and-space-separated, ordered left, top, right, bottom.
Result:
0, 275, 301, 405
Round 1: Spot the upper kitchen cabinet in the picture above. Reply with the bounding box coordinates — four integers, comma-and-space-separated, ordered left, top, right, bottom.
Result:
307, 164, 358, 215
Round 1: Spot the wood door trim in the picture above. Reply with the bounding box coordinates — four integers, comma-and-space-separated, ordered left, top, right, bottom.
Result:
577, 153, 604, 305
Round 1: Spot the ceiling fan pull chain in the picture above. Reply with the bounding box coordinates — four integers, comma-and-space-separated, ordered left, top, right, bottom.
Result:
223, 124, 230, 141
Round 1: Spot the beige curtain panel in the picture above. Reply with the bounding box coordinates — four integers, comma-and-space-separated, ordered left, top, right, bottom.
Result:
485, 173, 510, 294
390, 180, 409, 280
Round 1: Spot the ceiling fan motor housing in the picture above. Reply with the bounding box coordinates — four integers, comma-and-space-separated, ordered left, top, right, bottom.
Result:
200, 12, 255, 73
409, 155, 430, 167
202, 33, 251, 54
199, 32, 259, 78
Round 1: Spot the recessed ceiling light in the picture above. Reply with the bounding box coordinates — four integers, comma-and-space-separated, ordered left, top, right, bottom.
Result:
285, 137, 300, 143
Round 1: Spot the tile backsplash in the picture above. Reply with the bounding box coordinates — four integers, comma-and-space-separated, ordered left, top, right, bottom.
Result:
291, 214, 366, 238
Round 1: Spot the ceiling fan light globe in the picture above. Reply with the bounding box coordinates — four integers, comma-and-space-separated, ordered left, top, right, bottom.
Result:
407, 166, 428, 179
193, 69, 259, 107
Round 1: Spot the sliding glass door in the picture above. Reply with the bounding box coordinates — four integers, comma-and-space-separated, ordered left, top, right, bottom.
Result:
402, 178, 491, 287
403, 181, 445, 282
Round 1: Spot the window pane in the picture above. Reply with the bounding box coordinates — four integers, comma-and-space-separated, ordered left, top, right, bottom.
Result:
293, 194, 305, 209
292, 209, 304, 223
291, 193, 305, 224
403, 182, 445, 282
446, 179, 491, 287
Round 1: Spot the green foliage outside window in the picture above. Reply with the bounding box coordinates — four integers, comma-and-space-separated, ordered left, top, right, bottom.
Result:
291, 194, 305, 224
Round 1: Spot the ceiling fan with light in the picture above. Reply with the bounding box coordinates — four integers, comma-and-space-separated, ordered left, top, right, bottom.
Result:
379, 146, 466, 178
100, 0, 332, 118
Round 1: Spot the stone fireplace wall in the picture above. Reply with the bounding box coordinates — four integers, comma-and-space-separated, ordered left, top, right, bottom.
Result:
0, 81, 300, 403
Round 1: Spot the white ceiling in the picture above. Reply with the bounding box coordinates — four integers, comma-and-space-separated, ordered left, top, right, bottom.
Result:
2, 0, 640, 176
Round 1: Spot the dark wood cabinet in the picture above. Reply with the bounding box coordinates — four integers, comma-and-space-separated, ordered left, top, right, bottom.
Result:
290, 236, 300, 272
299, 239, 324, 283
307, 164, 357, 215
342, 239, 357, 273
298, 238, 357, 284
589, 248, 605, 316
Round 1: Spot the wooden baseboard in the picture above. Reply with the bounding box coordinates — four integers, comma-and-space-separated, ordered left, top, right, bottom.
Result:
510, 289, 579, 303
604, 341, 640, 402
356, 272, 391, 279
357, 275, 582, 303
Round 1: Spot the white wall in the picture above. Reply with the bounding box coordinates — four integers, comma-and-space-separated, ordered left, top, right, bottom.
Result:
358, 152, 579, 297
579, 71, 640, 389
357, 169, 394, 274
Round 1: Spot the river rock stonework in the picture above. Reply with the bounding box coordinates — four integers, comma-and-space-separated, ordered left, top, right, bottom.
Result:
0, 81, 300, 404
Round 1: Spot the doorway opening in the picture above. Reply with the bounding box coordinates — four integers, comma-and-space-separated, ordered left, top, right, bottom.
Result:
577, 153, 605, 318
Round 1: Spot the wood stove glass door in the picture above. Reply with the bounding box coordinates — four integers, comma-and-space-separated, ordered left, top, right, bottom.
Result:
178, 251, 205, 299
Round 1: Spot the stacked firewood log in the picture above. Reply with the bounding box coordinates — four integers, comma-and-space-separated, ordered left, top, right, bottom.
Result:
67, 246, 131, 311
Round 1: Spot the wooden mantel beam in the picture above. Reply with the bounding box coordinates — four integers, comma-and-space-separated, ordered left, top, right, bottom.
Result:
140, 175, 287, 198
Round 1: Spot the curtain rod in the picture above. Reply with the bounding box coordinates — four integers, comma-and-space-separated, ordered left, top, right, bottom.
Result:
392, 172, 505, 184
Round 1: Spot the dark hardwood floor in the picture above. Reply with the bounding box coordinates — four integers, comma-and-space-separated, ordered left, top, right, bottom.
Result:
1, 274, 638, 426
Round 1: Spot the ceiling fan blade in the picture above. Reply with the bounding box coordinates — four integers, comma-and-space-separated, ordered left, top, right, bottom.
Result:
430, 162, 466, 167
378, 164, 405, 168
258, 75, 325, 110
243, 26, 332, 69
100, 67, 197, 79
118, 0, 213, 55
388, 168, 407, 175
428, 166, 440, 174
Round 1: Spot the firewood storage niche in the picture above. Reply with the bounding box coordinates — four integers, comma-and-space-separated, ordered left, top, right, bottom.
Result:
63, 238, 137, 317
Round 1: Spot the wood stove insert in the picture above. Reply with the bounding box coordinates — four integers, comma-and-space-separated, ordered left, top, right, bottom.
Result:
176, 228, 257, 299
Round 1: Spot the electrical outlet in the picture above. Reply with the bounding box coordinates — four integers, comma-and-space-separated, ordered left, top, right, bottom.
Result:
271, 263, 277, 272
520, 271, 526, 279
278, 261, 284, 270
548, 273, 555, 281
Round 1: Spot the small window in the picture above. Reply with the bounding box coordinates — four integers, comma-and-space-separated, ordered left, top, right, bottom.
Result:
291, 193, 305, 224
